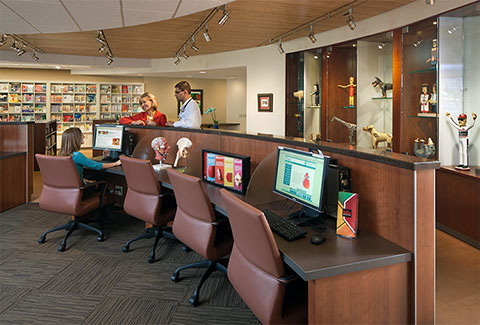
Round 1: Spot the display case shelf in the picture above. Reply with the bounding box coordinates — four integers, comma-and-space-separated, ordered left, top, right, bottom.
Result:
408, 67, 436, 74
371, 97, 393, 100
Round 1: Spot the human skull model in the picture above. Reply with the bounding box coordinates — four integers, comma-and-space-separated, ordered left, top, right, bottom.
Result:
151, 137, 170, 163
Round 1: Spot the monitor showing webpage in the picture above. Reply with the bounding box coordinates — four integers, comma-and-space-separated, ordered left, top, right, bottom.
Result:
273, 147, 329, 212
93, 125, 124, 151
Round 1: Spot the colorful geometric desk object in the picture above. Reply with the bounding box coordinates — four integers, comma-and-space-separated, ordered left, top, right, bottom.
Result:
336, 192, 359, 239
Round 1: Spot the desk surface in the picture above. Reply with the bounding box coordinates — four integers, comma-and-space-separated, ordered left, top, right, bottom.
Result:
96, 162, 412, 281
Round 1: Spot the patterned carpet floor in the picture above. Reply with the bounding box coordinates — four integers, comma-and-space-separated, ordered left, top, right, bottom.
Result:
0, 203, 258, 324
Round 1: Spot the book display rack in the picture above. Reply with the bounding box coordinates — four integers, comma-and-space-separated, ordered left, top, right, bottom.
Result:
0, 82, 47, 122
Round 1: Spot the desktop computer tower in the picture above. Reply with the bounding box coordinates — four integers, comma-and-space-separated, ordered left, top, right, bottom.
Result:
323, 161, 351, 218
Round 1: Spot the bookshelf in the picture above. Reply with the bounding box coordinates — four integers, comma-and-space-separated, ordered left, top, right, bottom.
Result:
34, 120, 57, 171
50, 83, 98, 134
99, 83, 143, 120
0, 82, 47, 122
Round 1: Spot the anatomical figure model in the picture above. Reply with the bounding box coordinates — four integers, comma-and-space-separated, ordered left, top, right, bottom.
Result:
173, 137, 192, 167
151, 137, 170, 165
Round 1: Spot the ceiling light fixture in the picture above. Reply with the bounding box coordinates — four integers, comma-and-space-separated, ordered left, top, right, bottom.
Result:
262, 1, 364, 48
413, 39, 423, 47
218, 4, 230, 26
308, 24, 317, 43
32, 50, 39, 61
191, 36, 199, 52
447, 26, 457, 34
96, 30, 114, 66
173, 5, 231, 64
346, 8, 357, 31
426, 0, 435, 5
17, 44, 26, 56
182, 46, 189, 59
277, 38, 285, 54
0, 34, 6, 47
203, 23, 211, 42
378, 43, 385, 49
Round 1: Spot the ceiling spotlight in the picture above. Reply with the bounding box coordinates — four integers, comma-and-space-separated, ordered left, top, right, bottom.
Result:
203, 23, 211, 42
218, 5, 230, 26
191, 36, 199, 51
174, 55, 181, 65
0, 34, 6, 47
426, 0, 435, 5
413, 39, 423, 47
447, 26, 457, 34
277, 39, 285, 54
32, 51, 39, 61
11, 40, 18, 51
182, 47, 189, 59
106, 58, 113, 65
98, 45, 106, 53
346, 9, 356, 30
17, 46, 26, 56
378, 43, 385, 49
308, 24, 317, 43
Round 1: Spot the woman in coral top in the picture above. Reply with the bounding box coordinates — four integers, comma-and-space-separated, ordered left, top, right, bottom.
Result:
119, 92, 166, 126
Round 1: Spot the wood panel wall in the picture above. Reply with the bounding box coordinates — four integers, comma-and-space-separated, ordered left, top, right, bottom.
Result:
0, 154, 26, 212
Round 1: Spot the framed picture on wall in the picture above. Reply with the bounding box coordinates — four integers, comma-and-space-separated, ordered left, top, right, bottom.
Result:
257, 93, 273, 112
178, 89, 203, 115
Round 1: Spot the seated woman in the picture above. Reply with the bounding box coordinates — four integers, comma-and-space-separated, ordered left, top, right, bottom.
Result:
119, 92, 166, 126
59, 127, 121, 183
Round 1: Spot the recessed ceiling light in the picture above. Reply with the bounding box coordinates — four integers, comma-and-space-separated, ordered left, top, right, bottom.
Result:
199, 71, 207, 74
55, 66, 61, 69
313, 55, 319, 59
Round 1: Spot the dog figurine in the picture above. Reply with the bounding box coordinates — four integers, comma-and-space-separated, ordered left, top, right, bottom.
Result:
362, 125, 392, 149
372, 77, 393, 98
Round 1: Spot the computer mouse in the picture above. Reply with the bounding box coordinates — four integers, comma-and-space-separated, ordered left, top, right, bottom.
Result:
310, 233, 326, 245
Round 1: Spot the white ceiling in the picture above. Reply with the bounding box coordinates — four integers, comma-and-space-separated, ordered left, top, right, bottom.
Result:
0, 0, 233, 34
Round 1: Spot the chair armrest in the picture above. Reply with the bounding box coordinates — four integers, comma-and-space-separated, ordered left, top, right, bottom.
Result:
79, 180, 107, 191
278, 273, 300, 284
212, 216, 229, 226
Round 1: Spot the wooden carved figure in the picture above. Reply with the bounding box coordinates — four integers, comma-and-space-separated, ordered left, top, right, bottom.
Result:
362, 125, 392, 149
338, 76, 356, 107
446, 112, 477, 171
331, 116, 357, 146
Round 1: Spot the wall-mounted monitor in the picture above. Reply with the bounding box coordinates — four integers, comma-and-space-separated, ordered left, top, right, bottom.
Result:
202, 149, 250, 194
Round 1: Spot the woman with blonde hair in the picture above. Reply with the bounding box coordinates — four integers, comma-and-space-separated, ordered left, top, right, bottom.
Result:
119, 92, 166, 126
59, 127, 121, 182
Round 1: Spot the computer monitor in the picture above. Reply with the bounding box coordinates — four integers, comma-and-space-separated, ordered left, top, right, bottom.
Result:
273, 146, 330, 214
93, 124, 124, 152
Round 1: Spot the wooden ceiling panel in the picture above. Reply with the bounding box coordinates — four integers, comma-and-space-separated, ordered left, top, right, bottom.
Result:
15, 0, 416, 59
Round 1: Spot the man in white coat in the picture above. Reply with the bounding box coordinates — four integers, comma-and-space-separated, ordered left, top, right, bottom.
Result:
166, 81, 202, 129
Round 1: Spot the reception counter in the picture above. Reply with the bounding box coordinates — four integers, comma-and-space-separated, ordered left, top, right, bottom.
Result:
113, 125, 439, 323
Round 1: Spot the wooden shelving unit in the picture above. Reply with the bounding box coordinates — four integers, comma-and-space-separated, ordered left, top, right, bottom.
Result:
34, 120, 57, 171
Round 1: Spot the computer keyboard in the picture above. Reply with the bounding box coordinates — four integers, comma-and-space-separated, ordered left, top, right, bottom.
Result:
262, 209, 307, 241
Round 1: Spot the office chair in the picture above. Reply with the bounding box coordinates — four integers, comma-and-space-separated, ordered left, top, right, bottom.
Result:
119, 155, 176, 263
35, 154, 108, 252
220, 189, 308, 324
166, 168, 233, 306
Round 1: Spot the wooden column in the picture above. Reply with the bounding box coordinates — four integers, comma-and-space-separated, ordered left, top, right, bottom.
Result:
392, 28, 402, 153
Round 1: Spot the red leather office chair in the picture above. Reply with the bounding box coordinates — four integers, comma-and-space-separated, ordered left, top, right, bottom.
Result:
220, 189, 307, 324
35, 154, 108, 252
166, 168, 233, 306
119, 155, 176, 263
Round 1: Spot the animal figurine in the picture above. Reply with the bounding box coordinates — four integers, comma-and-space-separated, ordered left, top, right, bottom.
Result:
173, 137, 192, 167
414, 138, 436, 159
362, 125, 392, 149
331, 116, 357, 146
371, 77, 393, 98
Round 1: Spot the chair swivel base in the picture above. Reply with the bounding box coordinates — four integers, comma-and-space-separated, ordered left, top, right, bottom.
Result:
171, 259, 228, 306
121, 226, 176, 263
38, 219, 104, 252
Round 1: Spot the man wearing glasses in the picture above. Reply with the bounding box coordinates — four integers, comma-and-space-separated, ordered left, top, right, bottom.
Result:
166, 81, 202, 128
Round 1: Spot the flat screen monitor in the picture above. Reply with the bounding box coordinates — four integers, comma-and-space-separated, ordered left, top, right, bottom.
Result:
273, 146, 330, 212
92, 124, 124, 152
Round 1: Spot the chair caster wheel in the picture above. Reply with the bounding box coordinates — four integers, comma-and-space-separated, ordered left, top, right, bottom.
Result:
182, 245, 191, 253
58, 244, 66, 252
147, 255, 155, 264
38, 236, 46, 244
121, 245, 129, 253
97, 235, 104, 242
171, 273, 179, 283
189, 295, 199, 307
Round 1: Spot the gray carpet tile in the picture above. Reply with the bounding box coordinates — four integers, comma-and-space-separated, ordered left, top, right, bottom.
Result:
0, 285, 32, 314
83, 296, 178, 325
0, 291, 103, 325
170, 304, 258, 325
39, 255, 135, 296
0, 203, 260, 324
0, 254, 72, 289
109, 261, 193, 301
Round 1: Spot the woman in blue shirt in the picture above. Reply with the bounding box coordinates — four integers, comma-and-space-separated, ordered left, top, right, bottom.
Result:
59, 127, 121, 182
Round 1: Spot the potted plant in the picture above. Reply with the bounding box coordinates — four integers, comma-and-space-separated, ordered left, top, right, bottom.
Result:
206, 107, 219, 129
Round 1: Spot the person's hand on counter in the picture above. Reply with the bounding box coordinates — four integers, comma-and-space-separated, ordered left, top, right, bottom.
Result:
165, 121, 174, 127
